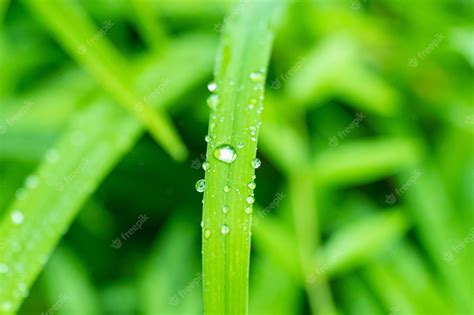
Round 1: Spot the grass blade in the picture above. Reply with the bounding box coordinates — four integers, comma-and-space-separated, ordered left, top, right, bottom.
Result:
24, 0, 187, 160
201, 1, 286, 313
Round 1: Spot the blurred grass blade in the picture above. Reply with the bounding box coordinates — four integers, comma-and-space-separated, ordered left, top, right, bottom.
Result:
320, 209, 410, 276
0, 0, 8, 25
139, 214, 201, 315
312, 138, 422, 187
40, 246, 101, 315
24, 0, 187, 160
0, 35, 215, 314
201, 1, 286, 313
129, 0, 167, 50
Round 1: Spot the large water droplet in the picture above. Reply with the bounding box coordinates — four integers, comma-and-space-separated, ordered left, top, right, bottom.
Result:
11, 210, 24, 225
221, 224, 230, 235
207, 94, 219, 111
251, 158, 261, 169
207, 81, 218, 92
195, 179, 206, 193
213, 144, 237, 164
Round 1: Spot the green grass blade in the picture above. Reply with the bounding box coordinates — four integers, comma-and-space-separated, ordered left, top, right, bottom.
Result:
0, 36, 215, 314
201, 1, 286, 314
24, 0, 187, 160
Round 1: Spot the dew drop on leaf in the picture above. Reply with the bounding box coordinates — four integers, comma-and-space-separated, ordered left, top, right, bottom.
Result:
207, 81, 218, 92
213, 144, 237, 164
245, 207, 253, 214
0, 263, 9, 274
223, 185, 231, 193
250, 71, 265, 83
207, 94, 219, 111
222, 205, 229, 214
248, 182, 256, 190
221, 224, 230, 235
251, 158, 261, 169
204, 229, 211, 239
11, 210, 24, 225
202, 161, 210, 171
195, 179, 206, 193
246, 196, 255, 205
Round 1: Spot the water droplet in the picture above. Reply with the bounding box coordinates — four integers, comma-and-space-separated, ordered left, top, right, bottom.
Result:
204, 229, 211, 239
205, 135, 211, 142
45, 149, 59, 163
248, 104, 254, 109
207, 94, 219, 111
248, 182, 256, 189
0, 263, 9, 273
251, 158, 261, 169
223, 185, 231, 193
246, 196, 255, 205
222, 205, 229, 214
213, 144, 237, 164
195, 179, 206, 193
245, 207, 253, 214
11, 210, 24, 225
207, 81, 218, 92
1, 301, 12, 311
26, 175, 39, 189
202, 161, 210, 171
251, 137, 257, 142
250, 71, 265, 83
237, 142, 244, 149
221, 224, 230, 235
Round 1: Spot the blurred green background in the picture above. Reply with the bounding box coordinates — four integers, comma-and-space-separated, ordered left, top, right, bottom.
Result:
0, 0, 473, 314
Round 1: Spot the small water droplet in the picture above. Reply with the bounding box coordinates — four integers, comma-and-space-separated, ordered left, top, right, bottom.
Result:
251, 137, 257, 142
207, 81, 218, 92
0, 263, 9, 274
223, 185, 231, 193
251, 158, 261, 169
45, 149, 59, 163
204, 229, 211, 239
195, 179, 206, 193
248, 182, 256, 189
26, 175, 39, 189
237, 142, 244, 149
222, 205, 229, 214
250, 71, 265, 83
248, 104, 254, 109
207, 94, 219, 111
205, 135, 211, 142
245, 207, 253, 214
202, 161, 210, 171
213, 144, 237, 164
200, 220, 204, 228
221, 224, 230, 235
11, 210, 24, 225
246, 196, 255, 205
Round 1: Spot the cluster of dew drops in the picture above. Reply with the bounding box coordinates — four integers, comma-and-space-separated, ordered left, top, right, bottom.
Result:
196, 70, 265, 239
